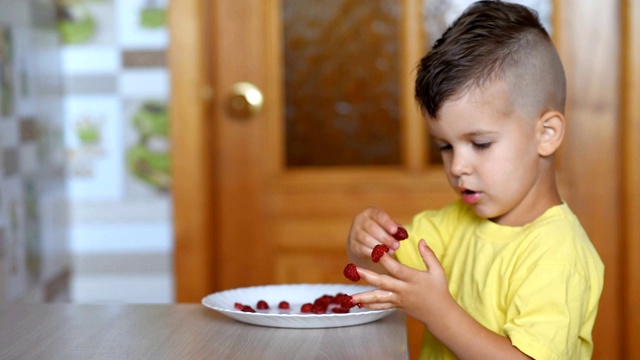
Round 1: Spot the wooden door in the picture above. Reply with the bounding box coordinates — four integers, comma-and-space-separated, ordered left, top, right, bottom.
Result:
170, 1, 452, 356
169, 0, 638, 359
173, 0, 458, 289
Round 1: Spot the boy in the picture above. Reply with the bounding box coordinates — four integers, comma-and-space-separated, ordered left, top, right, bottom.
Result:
346, 1, 604, 359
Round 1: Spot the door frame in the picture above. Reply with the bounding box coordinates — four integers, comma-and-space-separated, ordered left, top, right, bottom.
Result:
621, 0, 640, 356
168, 0, 218, 301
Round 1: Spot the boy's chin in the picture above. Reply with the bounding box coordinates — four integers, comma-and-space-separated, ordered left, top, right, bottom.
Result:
467, 203, 504, 223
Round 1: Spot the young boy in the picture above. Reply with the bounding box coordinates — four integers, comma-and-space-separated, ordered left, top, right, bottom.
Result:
346, 1, 604, 359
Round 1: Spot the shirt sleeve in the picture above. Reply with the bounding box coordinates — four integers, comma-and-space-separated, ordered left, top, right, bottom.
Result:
504, 263, 591, 360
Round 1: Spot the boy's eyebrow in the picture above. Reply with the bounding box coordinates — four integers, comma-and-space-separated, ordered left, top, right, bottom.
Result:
465, 129, 499, 137
429, 129, 499, 141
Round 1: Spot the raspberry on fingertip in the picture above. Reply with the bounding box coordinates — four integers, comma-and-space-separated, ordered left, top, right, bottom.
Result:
392, 226, 409, 240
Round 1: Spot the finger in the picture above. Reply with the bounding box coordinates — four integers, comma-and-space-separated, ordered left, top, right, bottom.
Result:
359, 302, 396, 311
351, 229, 397, 258
377, 251, 410, 279
356, 267, 403, 291
365, 207, 396, 230
351, 289, 397, 307
349, 212, 392, 250
418, 239, 443, 274
347, 229, 384, 259
361, 221, 399, 252
364, 208, 402, 250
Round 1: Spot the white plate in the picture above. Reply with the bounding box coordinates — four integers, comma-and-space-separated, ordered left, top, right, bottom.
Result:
202, 283, 395, 329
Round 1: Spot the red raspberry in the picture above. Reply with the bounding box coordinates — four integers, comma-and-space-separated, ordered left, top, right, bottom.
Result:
343, 263, 360, 282
240, 305, 256, 313
234, 302, 244, 310
313, 297, 330, 310
331, 306, 350, 313
311, 305, 326, 314
278, 301, 290, 310
318, 294, 334, 305
371, 244, 390, 262
393, 226, 409, 240
256, 300, 269, 310
340, 294, 354, 309
333, 293, 347, 305
300, 303, 313, 313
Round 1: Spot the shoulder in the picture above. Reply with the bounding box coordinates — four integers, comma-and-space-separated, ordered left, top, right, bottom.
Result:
518, 203, 604, 279
523, 203, 591, 251
412, 200, 476, 226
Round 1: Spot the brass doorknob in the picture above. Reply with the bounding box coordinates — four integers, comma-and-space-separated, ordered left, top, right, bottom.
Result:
226, 82, 264, 119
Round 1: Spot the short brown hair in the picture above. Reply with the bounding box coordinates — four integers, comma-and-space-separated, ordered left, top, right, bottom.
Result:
415, 0, 565, 119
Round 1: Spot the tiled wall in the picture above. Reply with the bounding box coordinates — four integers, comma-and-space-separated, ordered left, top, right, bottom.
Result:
0, 0, 173, 305
60, 0, 173, 258
0, 0, 68, 304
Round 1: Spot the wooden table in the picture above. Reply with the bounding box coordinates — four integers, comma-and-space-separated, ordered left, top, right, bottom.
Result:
0, 303, 408, 359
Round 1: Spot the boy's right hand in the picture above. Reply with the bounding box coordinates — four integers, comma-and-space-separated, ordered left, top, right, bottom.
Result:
346, 207, 403, 269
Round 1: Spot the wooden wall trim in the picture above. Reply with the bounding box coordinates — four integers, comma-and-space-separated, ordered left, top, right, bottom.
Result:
169, 0, 217, 302
400, 0, 427, 172
557, 0, 623, 358
264, 0, 284, 177
622, 0, 640, 357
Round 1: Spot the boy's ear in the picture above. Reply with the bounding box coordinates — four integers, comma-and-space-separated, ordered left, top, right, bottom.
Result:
536, 110, 565, 156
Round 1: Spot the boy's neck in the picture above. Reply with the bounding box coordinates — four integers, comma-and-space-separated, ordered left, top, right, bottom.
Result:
491, 168, 562, 227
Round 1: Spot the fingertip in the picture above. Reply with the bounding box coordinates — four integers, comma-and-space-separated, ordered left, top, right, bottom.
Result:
387, 247, 396, 255
392, 222, 405, 236
390, 240, 400, 251
418, 239, 434, 258
354, 266, 370, 282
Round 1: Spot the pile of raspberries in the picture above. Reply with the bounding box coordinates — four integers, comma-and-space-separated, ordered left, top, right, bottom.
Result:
233, 226, 409, 315
234, 292, 360, 314
343, 226, 409, 282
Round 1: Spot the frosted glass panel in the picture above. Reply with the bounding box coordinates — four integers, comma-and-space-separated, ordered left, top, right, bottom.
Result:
283, 0, 402, 167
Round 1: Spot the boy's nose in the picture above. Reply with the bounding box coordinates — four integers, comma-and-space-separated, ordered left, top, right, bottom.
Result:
450, 152, 472, 177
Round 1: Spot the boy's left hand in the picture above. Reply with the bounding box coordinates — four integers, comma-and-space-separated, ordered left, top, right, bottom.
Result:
353, 240, 534, 359
350, 239, 455, 325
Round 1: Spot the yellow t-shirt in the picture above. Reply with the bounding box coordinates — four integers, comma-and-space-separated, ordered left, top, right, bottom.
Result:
395, 200, 604, 360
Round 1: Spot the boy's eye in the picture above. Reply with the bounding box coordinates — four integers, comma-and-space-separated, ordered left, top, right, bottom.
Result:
473, 142, 491, 150
439, 144, 452, 152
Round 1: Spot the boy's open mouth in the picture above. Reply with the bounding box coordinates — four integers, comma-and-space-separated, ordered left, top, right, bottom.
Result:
460, 188, 481, 204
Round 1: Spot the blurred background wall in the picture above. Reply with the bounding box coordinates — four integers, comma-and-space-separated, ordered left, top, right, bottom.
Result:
0, 0, 174, 305
0, 0, 68, 304
59, 0, 173, 303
